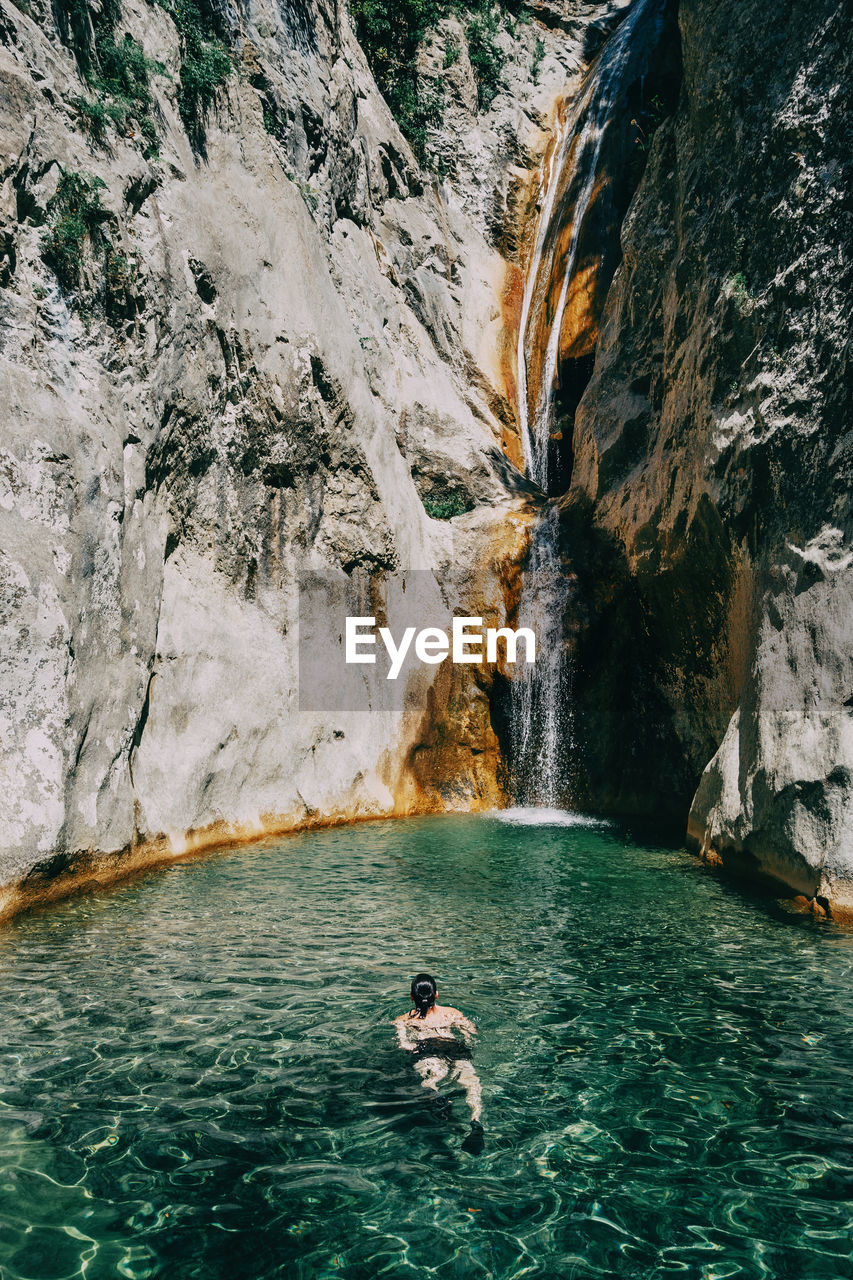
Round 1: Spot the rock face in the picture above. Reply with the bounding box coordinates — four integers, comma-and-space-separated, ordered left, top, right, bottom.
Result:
568, 0, 852, 913
1, 0, 849, 924
0, 0, 608, 917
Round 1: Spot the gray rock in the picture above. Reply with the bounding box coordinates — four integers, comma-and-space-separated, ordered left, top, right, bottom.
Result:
0, 0, 608, 917
568, 0, 853, 915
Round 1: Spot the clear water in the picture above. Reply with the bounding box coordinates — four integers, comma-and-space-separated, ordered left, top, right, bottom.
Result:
1, 814, 851, 1280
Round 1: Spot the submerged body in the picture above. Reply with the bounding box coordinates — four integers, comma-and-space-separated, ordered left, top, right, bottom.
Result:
394, 975, 483, 1141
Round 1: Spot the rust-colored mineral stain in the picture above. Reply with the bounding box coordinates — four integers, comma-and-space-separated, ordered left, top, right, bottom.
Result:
558, 259, 602, 361
500, 261, 526, 471
389, 510, 536, 813
520, 119, 619, 428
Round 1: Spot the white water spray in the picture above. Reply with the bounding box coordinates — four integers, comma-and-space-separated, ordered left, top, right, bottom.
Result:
509, 0, 665, 807
509, 504, 574, 806
517, 0, 663, 491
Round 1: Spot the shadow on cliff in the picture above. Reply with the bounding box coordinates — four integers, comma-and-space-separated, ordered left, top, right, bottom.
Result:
556, 491, 745, 832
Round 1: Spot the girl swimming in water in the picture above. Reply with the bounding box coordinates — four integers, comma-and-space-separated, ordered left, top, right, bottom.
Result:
394, 973, 484, 1151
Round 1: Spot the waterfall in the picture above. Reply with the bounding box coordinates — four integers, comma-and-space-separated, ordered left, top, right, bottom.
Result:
509, 503, 573, 807
517, 0, 665, 492
515, 108, 568, 481
508, 0, 666, 808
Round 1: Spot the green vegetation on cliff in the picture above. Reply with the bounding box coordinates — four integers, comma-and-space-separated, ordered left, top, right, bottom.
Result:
41, 170, 110, 288
465, 8, 503, 109
90, 31, 163, 154
420, 484, 474, 519
40, 169, 138, 319
157, 0, 232, 143
50, 0, 230, 152
52, 0, 164, 155
348, 0, 441, 159
349, 0, 520, 160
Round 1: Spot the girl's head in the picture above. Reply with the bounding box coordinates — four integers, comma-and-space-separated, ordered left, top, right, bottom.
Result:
410, 973, 437, 1018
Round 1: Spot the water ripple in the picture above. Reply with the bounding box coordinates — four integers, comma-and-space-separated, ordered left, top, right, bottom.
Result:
0, 815, 851, 1279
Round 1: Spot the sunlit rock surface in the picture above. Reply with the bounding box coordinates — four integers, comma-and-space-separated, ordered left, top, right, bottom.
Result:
0, 0, 599, 916
1, 0, 849, 922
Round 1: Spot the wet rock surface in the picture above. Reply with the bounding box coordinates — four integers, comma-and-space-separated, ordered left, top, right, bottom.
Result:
568, 0, 852, 912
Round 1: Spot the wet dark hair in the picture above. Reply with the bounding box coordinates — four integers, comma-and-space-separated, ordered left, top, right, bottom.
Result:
410, 973, 437, 1018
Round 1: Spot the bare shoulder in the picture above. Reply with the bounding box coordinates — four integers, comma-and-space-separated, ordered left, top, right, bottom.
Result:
446, 1006, 476, 1029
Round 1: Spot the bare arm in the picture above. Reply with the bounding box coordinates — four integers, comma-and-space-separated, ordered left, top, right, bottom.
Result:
451, 1010, 477, 1043
394, 1014, 418, 1051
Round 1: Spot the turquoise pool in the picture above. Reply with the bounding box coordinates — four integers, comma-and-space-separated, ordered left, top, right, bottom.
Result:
0, 812, 850, 1279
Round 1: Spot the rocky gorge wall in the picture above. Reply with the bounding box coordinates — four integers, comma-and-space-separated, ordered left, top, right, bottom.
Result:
565, 0, 852, 916
1, 0, 850, 925
0, 0, 609, 918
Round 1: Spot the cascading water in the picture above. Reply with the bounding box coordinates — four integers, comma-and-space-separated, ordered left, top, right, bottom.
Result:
517, 0, 667, 493
516, 108, 568, 483
509, 0, 667, 808
509, 504, 573, 808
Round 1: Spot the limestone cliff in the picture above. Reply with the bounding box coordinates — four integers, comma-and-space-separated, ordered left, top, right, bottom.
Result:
0, 0, 601, 917
566, 0, 852, 915
1, 0, 850, 924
